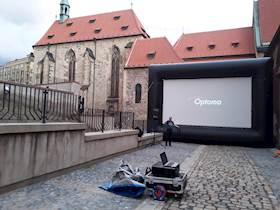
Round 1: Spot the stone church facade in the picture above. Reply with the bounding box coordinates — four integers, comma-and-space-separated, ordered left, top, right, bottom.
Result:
33, 36, 143, 110
0, 1, 182, 121
32, 0, 149, 113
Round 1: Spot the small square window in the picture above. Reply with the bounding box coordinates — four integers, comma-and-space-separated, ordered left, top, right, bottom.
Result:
113, 15, 121, 20
186, 46, 193, 51
231, 42, 240, 48
208, 44, 216, 49
70, 32, 77, 36
147, 51, 156, 59
89, 19, 96, 23
94, 28, 102, 34
47, 34, 55, 39
121, 25, 129, 31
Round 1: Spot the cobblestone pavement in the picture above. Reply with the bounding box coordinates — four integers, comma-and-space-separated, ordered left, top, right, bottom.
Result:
246, 148, 280, 201
160, 146, 280, 210
0, 143, 199, 210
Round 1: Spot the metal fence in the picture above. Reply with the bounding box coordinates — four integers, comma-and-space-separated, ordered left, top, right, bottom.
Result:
134, 120, 147, 132
81, 108, 135, 132
0, 80, 81, 122
0, 80, 145, 132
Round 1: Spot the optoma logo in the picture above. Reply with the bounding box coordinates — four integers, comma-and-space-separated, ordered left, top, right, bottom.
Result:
194, 98, 222, 106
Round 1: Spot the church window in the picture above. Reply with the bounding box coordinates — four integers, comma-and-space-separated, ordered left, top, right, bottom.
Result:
83, 48, 95, 85
66, 49, 76, 82
65, 7, 67, 14
40, 64, 44, 84
135, 83, 142, 103
110, 46, 120, 98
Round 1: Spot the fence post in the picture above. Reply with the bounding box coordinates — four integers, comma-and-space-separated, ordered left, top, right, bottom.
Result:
78, 96, 84, 122
42, 88, 49, 123
119, 111, 122, 130
132, 112, 135, 129
101, 109, 105, 133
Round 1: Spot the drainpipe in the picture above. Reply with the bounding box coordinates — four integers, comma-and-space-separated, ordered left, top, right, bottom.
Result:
92, 38, 97, 109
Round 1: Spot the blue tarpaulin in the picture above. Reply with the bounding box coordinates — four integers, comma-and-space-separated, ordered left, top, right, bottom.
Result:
99, 161, 146, 198
100, 179, 145, 198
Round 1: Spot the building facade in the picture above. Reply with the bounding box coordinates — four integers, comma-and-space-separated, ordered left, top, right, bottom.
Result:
0, 53, 34, 84
124, 37, 182, 120
253, 0, 280, 56
32, 3, 149, 112
268, 26, 280, 146
1, 0, 279, 122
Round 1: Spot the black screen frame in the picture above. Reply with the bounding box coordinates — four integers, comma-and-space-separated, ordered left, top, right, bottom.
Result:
147, 58, 273, 146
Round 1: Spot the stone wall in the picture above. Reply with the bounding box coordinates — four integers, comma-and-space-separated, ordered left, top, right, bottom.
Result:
0, 123, 86, 188
33, 36, 143, 110
123, 67, 148, 120
0, 123, 162, 190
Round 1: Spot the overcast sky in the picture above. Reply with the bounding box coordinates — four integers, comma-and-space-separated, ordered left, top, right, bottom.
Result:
0, 0, 254, 65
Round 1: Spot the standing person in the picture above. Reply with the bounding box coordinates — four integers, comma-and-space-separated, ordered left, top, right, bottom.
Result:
164, 117, 179, 146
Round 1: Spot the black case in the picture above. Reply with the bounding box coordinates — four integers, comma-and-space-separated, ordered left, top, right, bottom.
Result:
151, 161, 180, 178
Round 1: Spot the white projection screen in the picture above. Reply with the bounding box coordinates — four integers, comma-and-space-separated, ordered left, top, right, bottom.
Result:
162, 77, 252, 128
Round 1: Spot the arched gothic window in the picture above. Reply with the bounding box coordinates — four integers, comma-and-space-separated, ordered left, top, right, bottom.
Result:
37, 51, 55, 85
135, 83, 142, 103
83, 48, 95, 85
111, 46, 120, 98
38, 61, 44, 84
66, 49, 76, 82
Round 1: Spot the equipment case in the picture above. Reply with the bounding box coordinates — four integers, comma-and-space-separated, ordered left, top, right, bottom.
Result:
151, 161, 180, 178
145, 172, 187, 197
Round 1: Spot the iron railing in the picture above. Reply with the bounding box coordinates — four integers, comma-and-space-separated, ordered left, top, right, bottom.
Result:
81, 108, 135, 132
0, 80, 81, 123
134, 120, 147, 133
0, 80, 144, 133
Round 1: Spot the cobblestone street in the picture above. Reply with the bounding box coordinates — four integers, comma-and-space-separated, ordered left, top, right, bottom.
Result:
0, 143, 198, 210
161, 146, 280, 210
0, 143, 279, 210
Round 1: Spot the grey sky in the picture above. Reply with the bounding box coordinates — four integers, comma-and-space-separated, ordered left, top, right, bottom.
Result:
0, 0, 254, 64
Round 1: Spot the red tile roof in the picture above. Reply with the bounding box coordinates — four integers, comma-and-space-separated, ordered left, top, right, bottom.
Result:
259, 0, 280, 44
174, 27, 256, 60
34, 9, 149, 46
125, 37, 182, 68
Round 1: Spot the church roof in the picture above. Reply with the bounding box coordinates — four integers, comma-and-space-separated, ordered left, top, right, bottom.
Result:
34, 9, 149, 47
125, 37, 182, 68
174, 27, 256, 61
